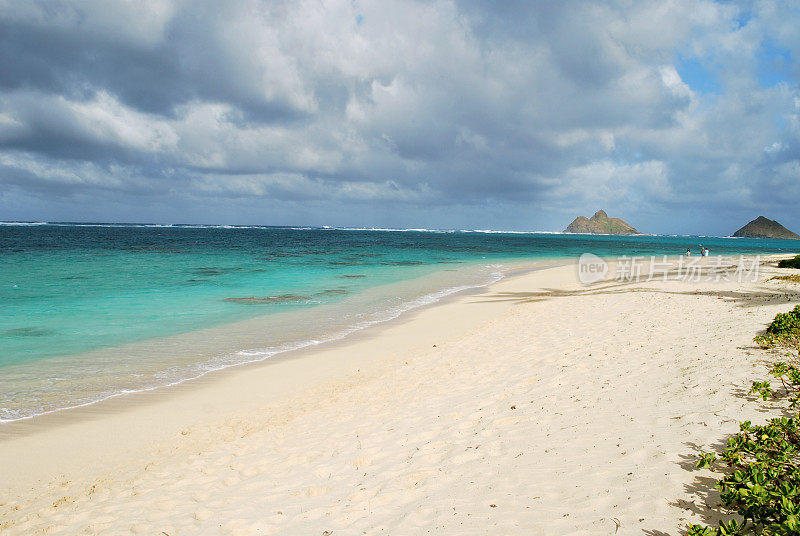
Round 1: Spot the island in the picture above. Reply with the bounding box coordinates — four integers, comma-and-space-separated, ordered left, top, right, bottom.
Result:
732, 216, 800, 239
563, 209, 641, 235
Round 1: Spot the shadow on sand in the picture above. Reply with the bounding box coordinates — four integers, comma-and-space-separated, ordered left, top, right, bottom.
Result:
476, 273, 800, 534
477, 277, 800, 308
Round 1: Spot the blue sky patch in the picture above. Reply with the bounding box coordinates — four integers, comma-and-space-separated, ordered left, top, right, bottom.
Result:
675, 55, 720, 94
756, 40, 792, 88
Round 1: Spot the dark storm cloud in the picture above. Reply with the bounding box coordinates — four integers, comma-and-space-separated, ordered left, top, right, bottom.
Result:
0, 0, 799, 232
0, 4, 310, 122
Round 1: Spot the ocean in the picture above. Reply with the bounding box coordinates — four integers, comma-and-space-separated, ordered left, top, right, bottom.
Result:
1, 222, 798, 422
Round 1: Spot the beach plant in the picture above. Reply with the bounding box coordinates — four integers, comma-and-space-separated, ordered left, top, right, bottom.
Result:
754, 306, 800, 348
690, 416, 800, 535
752, 359, 800, 408
686, 346, 800, 535
777, 256, 800, 269
768, 308, 800, 336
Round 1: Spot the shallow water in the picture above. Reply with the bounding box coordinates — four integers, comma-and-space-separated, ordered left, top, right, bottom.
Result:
1, 223, 797, 421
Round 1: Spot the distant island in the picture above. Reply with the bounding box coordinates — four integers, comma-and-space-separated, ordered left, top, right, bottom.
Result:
564, 210, 641, 235
732, 216, 800, 239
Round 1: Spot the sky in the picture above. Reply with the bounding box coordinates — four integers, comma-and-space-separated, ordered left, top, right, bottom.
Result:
0, 0, 799, 235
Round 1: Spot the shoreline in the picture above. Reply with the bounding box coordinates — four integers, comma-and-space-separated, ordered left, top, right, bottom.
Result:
0, 257, 570, 494
2, 253, 798, 535
12, 249, 733, 431
0, 257, 559, 426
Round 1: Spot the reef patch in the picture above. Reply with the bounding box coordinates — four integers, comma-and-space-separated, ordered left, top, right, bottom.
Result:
224, 295, 310, 304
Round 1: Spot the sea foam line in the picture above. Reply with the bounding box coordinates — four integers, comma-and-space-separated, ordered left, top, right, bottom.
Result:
0, 266, 508, 424
0, 221, 760, 239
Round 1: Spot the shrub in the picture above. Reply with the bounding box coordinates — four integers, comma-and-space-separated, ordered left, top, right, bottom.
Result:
755, 306, 800, 347
691, 417, 800, 535
689, 351, 800, 535
778, 255, 800, 269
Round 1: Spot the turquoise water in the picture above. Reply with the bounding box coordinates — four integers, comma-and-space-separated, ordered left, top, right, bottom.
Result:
1, 223, 798, 422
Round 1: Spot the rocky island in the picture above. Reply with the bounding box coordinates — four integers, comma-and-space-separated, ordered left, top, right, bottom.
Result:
564, 210, 641, 235
732, 216, 800, 239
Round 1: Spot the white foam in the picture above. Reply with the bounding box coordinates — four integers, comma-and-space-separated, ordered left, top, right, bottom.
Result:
0, 265, 510, 423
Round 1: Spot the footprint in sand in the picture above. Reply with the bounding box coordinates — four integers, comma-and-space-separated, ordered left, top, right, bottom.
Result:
300, 506, 329, 520
449, 449, 483, 466
241, 480, 270, 493
351, 455, 373, 469
397, 507, 438, 527
154, 499, 177, 511
238, 466, 262, 479
84, 519, 113, 532
494, 416, 520, 428
371, 490, 403, 507
347, 486, 379, 503
304, 485, 331, 497
484, 440, 506, 457
240, 521, 280, 535
222, 476, 240, 487
191, 491, 210, 502
403, 471, 437, 489
220, 518, 247, 532
311, 465, 333, 479
193, 508, 214, 521
266, 513, 286, 524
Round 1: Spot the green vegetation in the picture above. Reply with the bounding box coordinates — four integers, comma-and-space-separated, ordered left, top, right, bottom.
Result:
684, 306, 800, 535
778, 256, 800, 269
754, 306, 800, 348
689, 346, 800, 535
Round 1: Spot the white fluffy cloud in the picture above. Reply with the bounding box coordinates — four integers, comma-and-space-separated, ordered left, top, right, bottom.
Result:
0, 0, 798, 233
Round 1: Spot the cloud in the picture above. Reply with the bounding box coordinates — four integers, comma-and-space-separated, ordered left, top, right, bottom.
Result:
0, 0, 798, 233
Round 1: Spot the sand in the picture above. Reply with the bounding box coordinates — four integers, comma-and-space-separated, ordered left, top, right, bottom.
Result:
2, 255, 799, 535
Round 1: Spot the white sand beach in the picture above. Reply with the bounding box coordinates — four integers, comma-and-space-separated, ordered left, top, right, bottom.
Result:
2, 255, 799, 535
